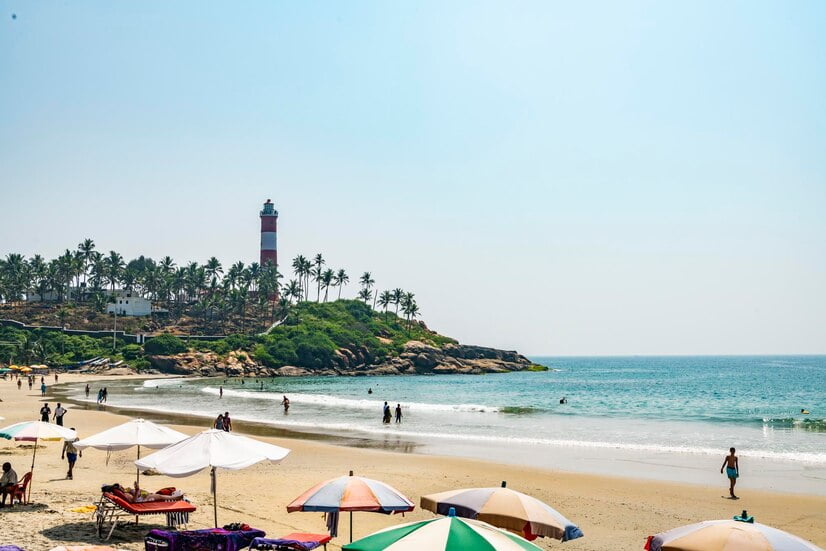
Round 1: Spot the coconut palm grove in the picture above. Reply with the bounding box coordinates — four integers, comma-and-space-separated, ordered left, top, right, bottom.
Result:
0, 238, 436, 371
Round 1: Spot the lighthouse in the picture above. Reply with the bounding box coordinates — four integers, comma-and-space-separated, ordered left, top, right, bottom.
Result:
260, 199, 278, 268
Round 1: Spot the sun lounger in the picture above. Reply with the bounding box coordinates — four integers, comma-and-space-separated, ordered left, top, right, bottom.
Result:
95, 492, 196, 541
144, 527, 265, 551
249, 533, 332, 550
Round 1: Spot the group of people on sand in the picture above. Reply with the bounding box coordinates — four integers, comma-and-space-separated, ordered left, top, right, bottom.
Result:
213, 412, 233, 432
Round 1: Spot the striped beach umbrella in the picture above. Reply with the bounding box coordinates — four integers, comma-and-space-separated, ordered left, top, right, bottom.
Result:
288, 471, 415, 542
421, 481, 582, 542
343, 509, 543, 551
0, 421, 77, 501
646, 518, 824, 551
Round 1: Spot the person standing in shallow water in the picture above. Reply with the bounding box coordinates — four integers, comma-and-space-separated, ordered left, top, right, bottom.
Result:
721, 447, 740, 499
395, 404, 402, 424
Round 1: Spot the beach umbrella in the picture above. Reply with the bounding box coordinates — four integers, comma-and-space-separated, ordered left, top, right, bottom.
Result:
0, 421, 77, 501
136, 428, 290, 527
288, 471, 415, 542
343, 508, 543, 551
74, 418, 188, 485
646, 517, 824, 551
421, 481, 583, 542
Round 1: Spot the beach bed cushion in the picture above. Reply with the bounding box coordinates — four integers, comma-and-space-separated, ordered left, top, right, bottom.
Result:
145, 527, 266, 551
103, 493, 196, 515
250, 532, 332, 550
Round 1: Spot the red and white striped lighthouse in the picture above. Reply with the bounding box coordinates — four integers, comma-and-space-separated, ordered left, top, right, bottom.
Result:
260, 199, 278, 268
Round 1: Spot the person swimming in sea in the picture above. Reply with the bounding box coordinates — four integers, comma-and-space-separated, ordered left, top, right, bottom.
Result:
720, 447, 739, 499
368, 388, 372, 394
801, 409, 810, 415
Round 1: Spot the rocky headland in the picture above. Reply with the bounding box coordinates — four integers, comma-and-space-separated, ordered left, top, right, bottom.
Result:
147, 340, 542, 377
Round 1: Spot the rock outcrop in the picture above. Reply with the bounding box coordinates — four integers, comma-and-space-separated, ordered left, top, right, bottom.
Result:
147, 341, 541, 377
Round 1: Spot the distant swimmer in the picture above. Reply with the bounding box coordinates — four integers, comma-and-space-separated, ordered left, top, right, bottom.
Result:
559, 397, 567, 404
720, 447, 739, 499
801, 409, 810, 415
368, 388, 373, 395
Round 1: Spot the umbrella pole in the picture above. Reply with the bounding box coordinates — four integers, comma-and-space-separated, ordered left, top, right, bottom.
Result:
350, 511, 353, 543
29, 439, 38, 503
135, 445, 141, 524
212, 467, 218, 528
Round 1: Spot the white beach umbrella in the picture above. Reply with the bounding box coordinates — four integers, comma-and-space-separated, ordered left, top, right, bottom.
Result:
135, 428, 290, 526
0, 421, 77, 501
74, 418, 189, 484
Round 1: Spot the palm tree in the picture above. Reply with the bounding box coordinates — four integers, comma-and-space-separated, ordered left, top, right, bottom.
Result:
77, 238, 95, 292
334, 269, 349, 300
401, 292, 418, 329
283, 279, 302, 305
104, 251, 124, 292
312, 254, 325, 302
204, 257, 223, 290
359, 272, 375, 307
291, 255, 309, 301
378, 290, 392, 319
321, 269, 335, 302
357, 287, 373, 303
392, 288, 404, 315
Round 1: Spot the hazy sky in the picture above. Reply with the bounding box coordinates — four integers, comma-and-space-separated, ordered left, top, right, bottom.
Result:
2, 1, 825, 355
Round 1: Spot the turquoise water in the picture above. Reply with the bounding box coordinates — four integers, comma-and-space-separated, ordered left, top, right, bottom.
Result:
70, 356, 826, 469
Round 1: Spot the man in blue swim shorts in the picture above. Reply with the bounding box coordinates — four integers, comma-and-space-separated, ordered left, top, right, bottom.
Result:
62, 429, 81, 480
720, 447, 739, 499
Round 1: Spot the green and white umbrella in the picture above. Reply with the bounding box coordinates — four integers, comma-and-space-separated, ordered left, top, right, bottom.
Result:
343, 508, 542, 551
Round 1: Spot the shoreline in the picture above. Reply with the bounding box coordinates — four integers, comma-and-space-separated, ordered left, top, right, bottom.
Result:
54, 375, 826, 498
1, 373, 824, 550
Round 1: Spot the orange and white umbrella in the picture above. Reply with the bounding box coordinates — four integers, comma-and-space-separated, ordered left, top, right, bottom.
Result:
646, 519, 823, 551
421, 482, 582, 542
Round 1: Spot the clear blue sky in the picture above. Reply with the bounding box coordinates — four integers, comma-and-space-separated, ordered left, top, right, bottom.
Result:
1, 1, 824, 355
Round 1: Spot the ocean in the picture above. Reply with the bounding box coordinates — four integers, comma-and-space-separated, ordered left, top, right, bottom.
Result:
66, 355, 826, 494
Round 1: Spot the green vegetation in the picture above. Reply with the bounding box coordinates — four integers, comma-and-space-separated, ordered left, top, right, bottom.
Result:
0, 325, 127, 367
0, 301, 455, 372
143, 334, 186, 355
526, 363, 550, 372
252, 300, 454, 369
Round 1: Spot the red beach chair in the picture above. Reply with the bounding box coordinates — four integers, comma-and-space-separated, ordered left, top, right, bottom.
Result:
95, 492, 196, 540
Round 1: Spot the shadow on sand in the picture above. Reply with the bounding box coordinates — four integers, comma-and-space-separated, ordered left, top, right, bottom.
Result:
41, 519, 170, 546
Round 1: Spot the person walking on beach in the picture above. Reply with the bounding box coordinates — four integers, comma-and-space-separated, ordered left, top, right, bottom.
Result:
40, 403, 51, 422
222, 412, 232, 432
54, 372, 58, 383
395, 404, 402, 424
17, 379, 21, 391
102, 387, 108, 403
85, 384, 90, 398
53, 403, 67, 426
28, 377, 32, 390
219, 386, 223, 399
721, 447, 740, 499
96, 388, 103, 404
40, 382, 47, 397
214, 413, 224, 430
62, 429, 81, 479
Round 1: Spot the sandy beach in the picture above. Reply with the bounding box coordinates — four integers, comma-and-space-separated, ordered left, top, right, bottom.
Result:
1, 374, 824, 551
